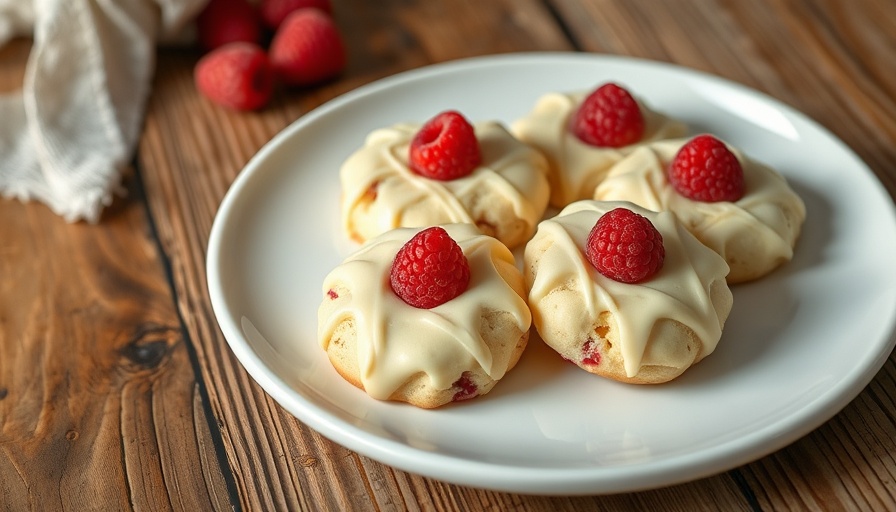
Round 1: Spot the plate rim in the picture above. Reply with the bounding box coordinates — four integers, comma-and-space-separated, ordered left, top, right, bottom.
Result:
206, 51, 896, 495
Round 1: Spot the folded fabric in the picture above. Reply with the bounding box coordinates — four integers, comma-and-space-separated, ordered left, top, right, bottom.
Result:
0, 0, 206, 223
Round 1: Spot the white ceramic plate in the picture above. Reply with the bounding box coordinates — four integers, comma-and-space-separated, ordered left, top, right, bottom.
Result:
206, 53, 896, 495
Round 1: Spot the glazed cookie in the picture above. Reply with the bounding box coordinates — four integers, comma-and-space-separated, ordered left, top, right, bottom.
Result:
318, 224, 531, 408
524, 200, 733, 384
340, 110, 550, 249
593, 135, 806, 283
511, 83, 687, 208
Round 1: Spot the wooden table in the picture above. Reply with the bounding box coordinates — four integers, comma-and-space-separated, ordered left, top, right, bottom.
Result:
2, 0, 895, 510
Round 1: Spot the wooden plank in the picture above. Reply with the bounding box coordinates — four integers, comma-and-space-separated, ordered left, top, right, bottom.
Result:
0, 186, 233, 511
0, 36, 232, 509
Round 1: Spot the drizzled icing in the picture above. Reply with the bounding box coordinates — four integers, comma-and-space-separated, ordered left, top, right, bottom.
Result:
340, 121, 549, 248
525, 201, 731, 377
511, 91, 687, 207
318, 224, 531, 400
592, 139, 806, 280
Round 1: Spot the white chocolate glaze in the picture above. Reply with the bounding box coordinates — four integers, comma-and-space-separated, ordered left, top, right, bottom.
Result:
525, 201, 731, 377
593, 139, 806, 283
511, 91, 687, 207
318, 224, 531, 400
340, 121, 549, 248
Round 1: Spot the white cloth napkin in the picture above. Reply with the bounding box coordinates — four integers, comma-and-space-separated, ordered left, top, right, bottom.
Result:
0, 0, 206, 222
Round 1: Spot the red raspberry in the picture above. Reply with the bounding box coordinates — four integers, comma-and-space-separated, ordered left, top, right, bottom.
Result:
390, 227, 471, 309
586, 208, 665, 284
268, 8, 346, 86
194, 43, 274, 111
570, 83, 645, 148
196, 0, 262, 51
451, 372, 478, 402
408, 111, 482, 181
581, 338, 601, 366
668, 134, 745, 202
260, 0, 333, 29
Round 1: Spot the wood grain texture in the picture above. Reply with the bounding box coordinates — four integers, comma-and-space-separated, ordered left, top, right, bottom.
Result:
0, 78, 232, 512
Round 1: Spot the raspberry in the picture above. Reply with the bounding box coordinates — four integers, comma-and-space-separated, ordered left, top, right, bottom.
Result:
581, 338, 601, 366
260, 0, 333, 29
668, 134, 745, 202
269, 8, 346, 86
196, 0, 262, 51
390, 227, 471, 309
570, 83, 645, 148
586, 208, 665, 284
451, 372, 478, 402
194, 43, 274, 111
408, 111, 481, 181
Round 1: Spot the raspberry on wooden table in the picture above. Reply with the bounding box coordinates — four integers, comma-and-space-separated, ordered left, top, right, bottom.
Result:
194, 43, 274, 111
390, 227, 471, 309
570, 82, 646, 148
269, 8, 346, 86
668, 134, 745, 202
196, 0, 262, 51
585, 207, 665, 284
260, 0, 333, 29
408, 111, 482, 181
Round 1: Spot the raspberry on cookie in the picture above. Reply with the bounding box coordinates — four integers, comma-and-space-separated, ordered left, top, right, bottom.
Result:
570, 83, 646, 148
593, 135, 806, 283
408, 110, 482, 181
389, 226, 471, 309
668, 134, 745, 202
340, 110, 550, 249
511, 83, 687, 208
585, 207, 665, 284
318, 224, 531, 408
524, 201, 733, 384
